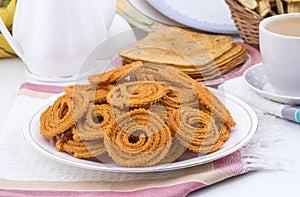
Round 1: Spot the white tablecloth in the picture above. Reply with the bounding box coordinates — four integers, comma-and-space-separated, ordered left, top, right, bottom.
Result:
0, 58, 299, 196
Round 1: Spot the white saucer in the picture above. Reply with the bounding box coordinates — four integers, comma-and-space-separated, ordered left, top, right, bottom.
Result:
243, 63, 300, 105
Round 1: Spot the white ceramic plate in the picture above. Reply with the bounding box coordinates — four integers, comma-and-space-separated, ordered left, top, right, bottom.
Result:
127, 0, 183, 27
243, 63, 300, 105
23, 89, 257, 173
146, 0, 238, 34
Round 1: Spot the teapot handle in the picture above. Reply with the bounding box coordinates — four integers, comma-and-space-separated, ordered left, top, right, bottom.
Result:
0, 17, 24, 59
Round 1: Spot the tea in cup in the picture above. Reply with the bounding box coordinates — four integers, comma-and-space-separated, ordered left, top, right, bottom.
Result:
259, 13, 300, 97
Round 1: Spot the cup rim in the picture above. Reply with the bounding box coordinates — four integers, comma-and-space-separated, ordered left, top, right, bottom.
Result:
259, 13, 300, 39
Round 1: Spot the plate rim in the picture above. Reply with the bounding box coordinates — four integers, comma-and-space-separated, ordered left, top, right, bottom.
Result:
146, 0, 238, 34
23, 89, 258, 173
243, 63, 300, 105
127, 0, 183, 27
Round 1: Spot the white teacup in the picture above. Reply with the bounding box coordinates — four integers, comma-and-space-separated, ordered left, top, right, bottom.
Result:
0, 0, 116, 82
259, 13, 300, 97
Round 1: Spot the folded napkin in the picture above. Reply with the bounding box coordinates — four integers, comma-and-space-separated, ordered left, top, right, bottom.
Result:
0, 82, 281, 197
220, 77, 300, 124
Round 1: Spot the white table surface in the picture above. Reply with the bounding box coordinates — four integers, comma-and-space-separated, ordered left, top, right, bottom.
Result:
0, 57, 299, 196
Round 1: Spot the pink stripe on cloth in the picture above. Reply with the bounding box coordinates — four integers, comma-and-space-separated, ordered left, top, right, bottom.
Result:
213, 150, 249, 175
0, 182, 206, 197
20, 82, 65, 94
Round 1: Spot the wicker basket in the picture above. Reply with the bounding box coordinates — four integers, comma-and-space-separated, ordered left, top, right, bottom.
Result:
225, 0, 262, 49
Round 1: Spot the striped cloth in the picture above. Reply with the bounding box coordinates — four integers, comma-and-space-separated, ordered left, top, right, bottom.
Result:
0, 82, 270, 197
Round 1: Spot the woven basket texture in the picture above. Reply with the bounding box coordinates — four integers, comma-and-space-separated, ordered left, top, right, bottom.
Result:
225, 0, 262, 49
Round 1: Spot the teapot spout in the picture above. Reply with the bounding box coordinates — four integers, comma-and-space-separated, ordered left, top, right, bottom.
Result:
0, 18, 24, 59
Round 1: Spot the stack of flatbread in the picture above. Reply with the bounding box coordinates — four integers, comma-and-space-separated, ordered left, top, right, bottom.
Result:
118, 27, 247, 82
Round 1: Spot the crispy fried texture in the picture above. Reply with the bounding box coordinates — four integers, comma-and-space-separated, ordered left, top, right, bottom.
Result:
40, 61, 236, 167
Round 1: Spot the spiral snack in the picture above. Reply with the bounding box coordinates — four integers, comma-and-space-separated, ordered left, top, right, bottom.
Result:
168, 107, 221, 154
159, 138, 187, 164
40, 94, 75, 138
208, 125, 230, 153
106, 81, 167, 109
159, 88, 180, 110
56, 129, 106, 159
40, 60, 236, 167
191, 80, 236, 128
71, 89, 91, 119
64, 84, 93, 95
65, 84, 112, 104
126, 63, 192, 89
169, 67, 235, 128
116, 62, 200, 110
147, 103, 170, 125
105, 109, 172, 167
56, 130, 73, 152
88, 61, 143, 85
128, 64, 160, 81
73, 104, 114, 141
160, 86, 199, 109
40, 85, 92, 138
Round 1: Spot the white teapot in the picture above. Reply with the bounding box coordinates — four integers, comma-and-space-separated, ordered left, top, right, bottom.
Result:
0, 0, 116, 81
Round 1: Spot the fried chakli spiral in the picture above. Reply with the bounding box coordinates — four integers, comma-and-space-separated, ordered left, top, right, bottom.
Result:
88, 61, 143, 85
127, 63, 191, 88
107, 81, 167, 109
40, 86, 91, 138
159, 89, 180, 109
40, 94, 75, 138
71, 88, 91, 119
56, 129, 106, 159
159, 138, 186, 164
65, 84, 112, 104
160, 86, 199, 109
191, 79, 236, 128
208, 125, 230, 153
40, 60, 236, 167
105, 109, 172, 167
168, 107, 221, 154
123, 63, 200, 109
73, 104, 114, 141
